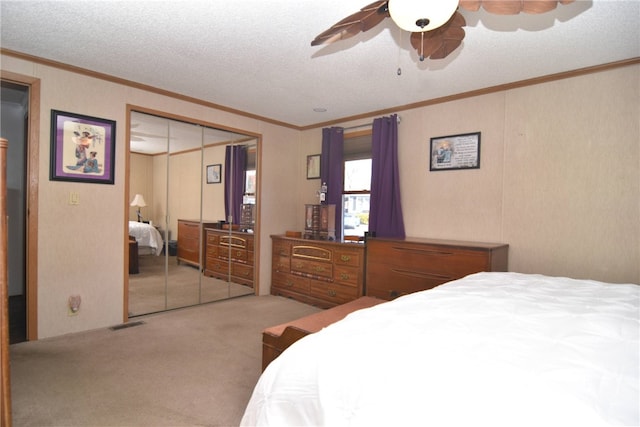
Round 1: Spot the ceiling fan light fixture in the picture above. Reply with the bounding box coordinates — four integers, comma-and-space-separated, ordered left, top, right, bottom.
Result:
388, 0, 459, 32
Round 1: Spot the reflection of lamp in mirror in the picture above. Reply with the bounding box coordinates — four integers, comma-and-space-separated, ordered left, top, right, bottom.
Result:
130, 194, 147, 222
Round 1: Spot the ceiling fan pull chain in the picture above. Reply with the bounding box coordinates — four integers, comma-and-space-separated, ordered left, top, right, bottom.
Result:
397, 27, 402, 76
420, 31, 425, 62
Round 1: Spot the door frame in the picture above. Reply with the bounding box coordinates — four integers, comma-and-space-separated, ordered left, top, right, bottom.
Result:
1, 71, 40, 341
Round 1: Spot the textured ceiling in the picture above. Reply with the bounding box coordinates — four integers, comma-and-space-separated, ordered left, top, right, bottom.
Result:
1, 1, 638, 129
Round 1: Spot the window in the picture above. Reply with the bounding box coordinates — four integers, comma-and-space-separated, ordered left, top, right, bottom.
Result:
244, 147, 256, 204
342, 132, 372, 237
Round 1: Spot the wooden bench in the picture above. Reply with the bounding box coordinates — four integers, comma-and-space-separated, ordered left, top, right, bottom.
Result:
262, 296, 385, 371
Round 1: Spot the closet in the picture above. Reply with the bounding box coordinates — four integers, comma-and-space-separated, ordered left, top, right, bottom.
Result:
127, 109, 259, 317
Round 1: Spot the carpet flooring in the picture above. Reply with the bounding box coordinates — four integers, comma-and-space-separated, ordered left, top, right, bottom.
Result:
129, 255, 254, 317
9, 294, 322, 426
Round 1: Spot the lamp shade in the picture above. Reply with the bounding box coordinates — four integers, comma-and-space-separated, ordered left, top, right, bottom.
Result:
388, 0, 458, 33
130, 194, 147, 208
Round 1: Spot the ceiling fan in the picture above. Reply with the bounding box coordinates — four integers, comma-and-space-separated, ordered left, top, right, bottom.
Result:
311, 0, 575, 61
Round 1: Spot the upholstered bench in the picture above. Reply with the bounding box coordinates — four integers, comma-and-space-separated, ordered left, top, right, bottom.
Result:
262, 296, 385, 371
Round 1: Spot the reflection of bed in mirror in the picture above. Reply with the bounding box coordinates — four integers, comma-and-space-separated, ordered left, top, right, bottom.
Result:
128, 221, 163, 256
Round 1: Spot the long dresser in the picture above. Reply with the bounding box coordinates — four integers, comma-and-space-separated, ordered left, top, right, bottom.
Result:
271, 235, 365, 308
204, 228, 254, 287
366, 237, 508, 300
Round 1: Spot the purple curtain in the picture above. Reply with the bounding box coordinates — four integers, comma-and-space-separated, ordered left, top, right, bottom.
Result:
369, 114, 405, 238
321, 127, 344, 240
224, 145, 247, 224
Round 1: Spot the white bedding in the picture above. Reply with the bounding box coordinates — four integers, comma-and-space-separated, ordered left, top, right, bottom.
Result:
128, 221, 163, 256
241, 272, 640, 427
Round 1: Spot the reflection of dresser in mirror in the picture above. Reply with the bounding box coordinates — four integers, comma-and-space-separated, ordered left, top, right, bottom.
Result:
204, 228, 254, 287
176, 219, 218, 268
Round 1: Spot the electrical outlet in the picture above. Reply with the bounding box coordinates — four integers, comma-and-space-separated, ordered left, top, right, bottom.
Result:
68, 295, 81, 316
69, 191, 80, 205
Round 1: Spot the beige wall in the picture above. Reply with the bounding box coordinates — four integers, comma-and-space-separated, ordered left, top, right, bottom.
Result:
1, 53, 638, 339
300, 65, 639, 285
2, 53, 301, 338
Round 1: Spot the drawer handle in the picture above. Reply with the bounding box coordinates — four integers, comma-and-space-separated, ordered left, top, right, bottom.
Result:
340, 273, 350, 280
327, 289, 336, 297
340, 255, 351, 262
286, 280, 294, 287
236, 250, 243, 257
393, 247, 454, 257
313, 266, 326, 273
390, 268, 451, 281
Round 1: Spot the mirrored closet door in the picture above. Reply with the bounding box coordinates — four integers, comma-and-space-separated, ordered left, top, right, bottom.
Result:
127, 110, 258, 317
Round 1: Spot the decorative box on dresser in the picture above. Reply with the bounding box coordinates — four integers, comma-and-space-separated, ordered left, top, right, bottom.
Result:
176, 219, 218, 268
204, 228, 254, 287
271, 235, 364, 308
366, 237, 508, 301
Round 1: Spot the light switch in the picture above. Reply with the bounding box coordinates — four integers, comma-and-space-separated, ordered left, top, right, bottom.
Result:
69, 191, 80, 205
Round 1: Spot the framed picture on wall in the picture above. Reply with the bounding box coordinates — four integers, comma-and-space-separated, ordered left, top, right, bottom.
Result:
207, 164, 222, 184
50, 109, 116, 184
307, 154, 320, 179
429, 132, 481, 171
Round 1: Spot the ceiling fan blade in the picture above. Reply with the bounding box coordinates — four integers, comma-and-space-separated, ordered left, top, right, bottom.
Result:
429, 35, 464, 60
458, 0, 575, 15
410, 12, 466, 60
311, 1, 389, 46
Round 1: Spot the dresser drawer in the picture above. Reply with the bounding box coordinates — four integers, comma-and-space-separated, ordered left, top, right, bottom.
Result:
206, 258, 229, 276
273, 255, 290, 273
310, 280, 359, 305
178, 221, 200, 238
334, 247, 362, 268
273, 240, 291, 257
206, 244, 219, 259
366, 262, 446, 300
291, 258, 333, 279
220, 235, 249, 250
206, 231, 220, 246
272, 271, 310, 294
333, 265, 359, 287
291, 244, 332, 262
220, 247, 248, 262
233, 263, 253, 281
367, 242, 490, 276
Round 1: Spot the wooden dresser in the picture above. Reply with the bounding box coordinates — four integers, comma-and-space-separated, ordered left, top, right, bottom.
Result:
271, 235, 365, 308
176, 219, 217, 268
204, 228, 254, 287
366, 237, 508, 300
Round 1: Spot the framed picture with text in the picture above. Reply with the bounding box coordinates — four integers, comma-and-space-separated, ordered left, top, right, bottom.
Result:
430, 132, 481, 171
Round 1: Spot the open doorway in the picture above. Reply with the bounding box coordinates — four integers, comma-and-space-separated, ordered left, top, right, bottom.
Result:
1, 80, 29, 343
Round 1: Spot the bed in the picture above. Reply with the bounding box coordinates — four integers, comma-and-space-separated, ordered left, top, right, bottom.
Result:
128, 221, 164, 256
241, 272, 639, 426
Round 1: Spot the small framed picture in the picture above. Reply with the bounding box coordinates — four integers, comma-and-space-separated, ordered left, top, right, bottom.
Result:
307, 154, 320, 179
50, 110, 116, 184
207, 164, 222, 184
430, 132, 481, 171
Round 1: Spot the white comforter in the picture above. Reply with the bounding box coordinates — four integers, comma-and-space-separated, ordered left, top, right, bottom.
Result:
241, 272, 639, 427
128, 221, 163, 256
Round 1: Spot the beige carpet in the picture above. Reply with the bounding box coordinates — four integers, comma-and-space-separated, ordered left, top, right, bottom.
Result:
129, 255, 254, 317
9, 295, 322, 426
